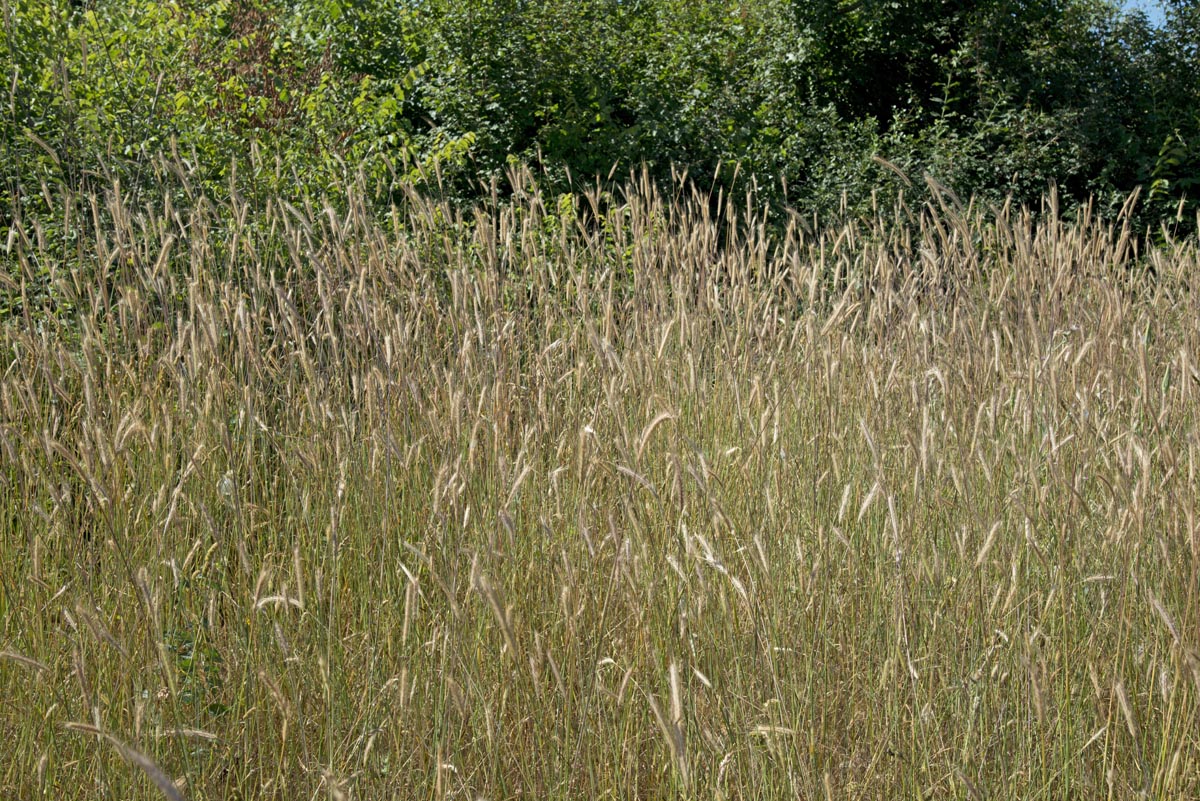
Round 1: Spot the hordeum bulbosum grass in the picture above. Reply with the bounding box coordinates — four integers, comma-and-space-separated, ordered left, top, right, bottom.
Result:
2, 164, 1199, 799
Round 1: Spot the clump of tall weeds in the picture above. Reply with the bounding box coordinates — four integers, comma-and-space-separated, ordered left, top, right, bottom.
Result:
1, 167, 1199, 799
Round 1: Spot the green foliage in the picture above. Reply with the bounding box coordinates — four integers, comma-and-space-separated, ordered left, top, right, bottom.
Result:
1, 0, 1198, 239
790, 0, 967, 125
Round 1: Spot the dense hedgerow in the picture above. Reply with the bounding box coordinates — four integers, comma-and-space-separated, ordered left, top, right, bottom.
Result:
3, 0, 1198, 231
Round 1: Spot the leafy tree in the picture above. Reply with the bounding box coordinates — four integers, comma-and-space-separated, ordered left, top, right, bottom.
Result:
2, 0, 1197, 238
1140, 0, 1200, 221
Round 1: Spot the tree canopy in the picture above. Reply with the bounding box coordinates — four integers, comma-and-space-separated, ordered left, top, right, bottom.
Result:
2, 0, 1197, 226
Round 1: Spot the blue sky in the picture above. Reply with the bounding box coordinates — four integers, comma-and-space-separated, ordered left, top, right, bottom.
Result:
1122, 0, 1167, 26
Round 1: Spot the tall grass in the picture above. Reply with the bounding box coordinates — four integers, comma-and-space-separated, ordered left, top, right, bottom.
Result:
2, 168, 1199, 799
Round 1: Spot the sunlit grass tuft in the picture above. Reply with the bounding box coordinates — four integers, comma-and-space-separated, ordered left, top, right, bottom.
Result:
2, 168, 1199, 799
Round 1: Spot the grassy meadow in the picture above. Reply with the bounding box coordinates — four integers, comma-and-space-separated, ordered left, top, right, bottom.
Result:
2, 170, 1199, 799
